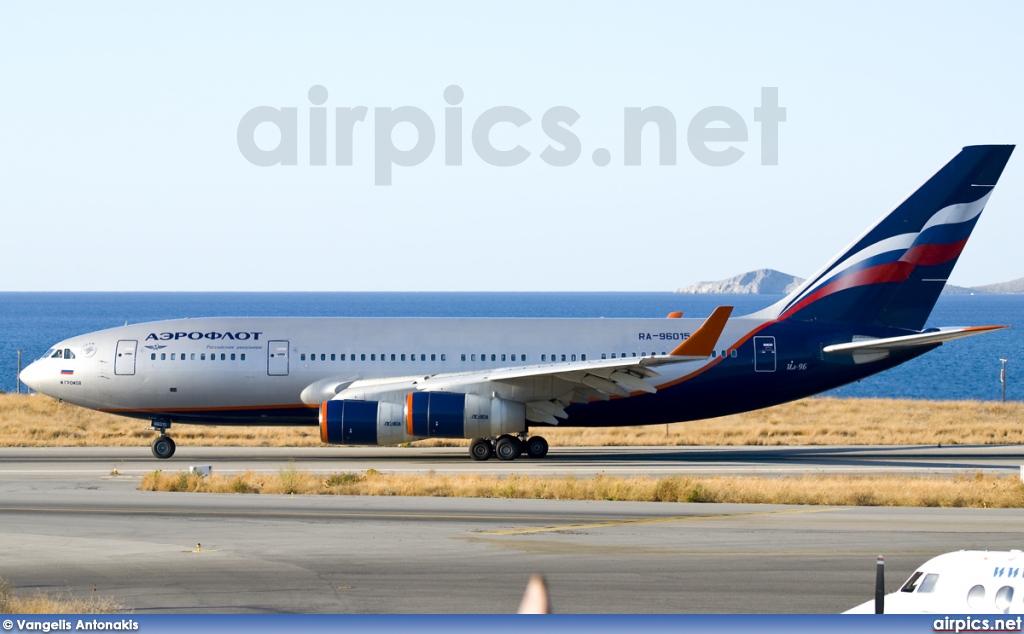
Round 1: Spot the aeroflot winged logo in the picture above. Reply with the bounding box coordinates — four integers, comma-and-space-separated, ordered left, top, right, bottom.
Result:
146, 331, 264, 341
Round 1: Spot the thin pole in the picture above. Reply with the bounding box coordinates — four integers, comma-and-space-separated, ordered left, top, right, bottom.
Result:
16, 350, 21, 395
1000, 358, 1007, 404
875, 555, 885, 614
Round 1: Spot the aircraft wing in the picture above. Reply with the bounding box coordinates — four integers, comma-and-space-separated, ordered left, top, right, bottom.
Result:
822, 325, 1006, 355
409, 306, 733, 424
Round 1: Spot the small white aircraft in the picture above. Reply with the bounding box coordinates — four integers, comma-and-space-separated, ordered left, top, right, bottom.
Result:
847, 551, 1024, 614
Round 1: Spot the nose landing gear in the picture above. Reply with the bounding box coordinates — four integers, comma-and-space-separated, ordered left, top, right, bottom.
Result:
149, 420, 176, 459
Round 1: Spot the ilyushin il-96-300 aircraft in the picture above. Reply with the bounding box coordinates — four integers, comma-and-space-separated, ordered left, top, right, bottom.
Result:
19, 145, 1015, 461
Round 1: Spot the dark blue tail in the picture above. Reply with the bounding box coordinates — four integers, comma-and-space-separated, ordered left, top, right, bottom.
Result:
759, 145, 1014, 330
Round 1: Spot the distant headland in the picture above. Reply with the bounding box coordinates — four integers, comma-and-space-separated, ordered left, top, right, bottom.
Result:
675, 269, 1024, 295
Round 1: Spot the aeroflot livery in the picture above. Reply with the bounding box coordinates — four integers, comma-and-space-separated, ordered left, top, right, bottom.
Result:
19, 145, 1015, 461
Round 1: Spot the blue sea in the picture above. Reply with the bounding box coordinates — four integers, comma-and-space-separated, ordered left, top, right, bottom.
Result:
0, 292, 1019, 401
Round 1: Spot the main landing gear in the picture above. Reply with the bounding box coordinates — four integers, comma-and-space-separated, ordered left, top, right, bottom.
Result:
469, 434, 549, 461
149, 421, 176, 459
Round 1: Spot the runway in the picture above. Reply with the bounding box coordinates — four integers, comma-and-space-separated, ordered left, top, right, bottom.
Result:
1, 445, 1022, 613
0, 444, 1021, 479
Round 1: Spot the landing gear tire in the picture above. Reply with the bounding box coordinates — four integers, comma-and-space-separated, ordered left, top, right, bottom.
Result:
495, 435, 521, 461
469, 438, 493, 461
151, 435, 176, 460
525, 436, 549, 459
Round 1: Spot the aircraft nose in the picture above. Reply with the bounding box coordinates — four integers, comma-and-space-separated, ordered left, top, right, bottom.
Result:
19, 361, 43, 391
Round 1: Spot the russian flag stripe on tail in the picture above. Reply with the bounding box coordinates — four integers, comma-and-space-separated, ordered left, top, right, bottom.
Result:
755, 145, 1014, 331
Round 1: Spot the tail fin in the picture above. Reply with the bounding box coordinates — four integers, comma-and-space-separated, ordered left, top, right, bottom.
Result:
756, 145, 1014, 330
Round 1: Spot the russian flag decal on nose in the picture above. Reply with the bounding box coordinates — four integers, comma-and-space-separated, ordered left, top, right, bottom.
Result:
60, 369, 74, 375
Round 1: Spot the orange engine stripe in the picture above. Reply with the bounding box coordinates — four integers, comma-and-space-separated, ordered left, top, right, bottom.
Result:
405, 393, 414, 436
319, 402, 328, 443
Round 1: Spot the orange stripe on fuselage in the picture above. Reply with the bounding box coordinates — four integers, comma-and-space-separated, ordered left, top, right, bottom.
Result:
100, 403, 319, 414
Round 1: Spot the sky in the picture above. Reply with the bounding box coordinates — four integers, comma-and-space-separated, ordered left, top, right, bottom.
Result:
2, 1, 1023, 292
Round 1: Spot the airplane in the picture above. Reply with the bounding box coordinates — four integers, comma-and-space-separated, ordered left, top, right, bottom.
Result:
846, 551, 1024, 614
18, 144, 1015, 461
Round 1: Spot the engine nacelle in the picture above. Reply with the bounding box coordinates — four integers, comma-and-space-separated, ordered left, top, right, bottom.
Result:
319, 400, 412, 446
405, 392, 526, 439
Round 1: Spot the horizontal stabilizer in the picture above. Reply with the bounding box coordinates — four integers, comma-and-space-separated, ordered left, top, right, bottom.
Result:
823, 325, 1007, 355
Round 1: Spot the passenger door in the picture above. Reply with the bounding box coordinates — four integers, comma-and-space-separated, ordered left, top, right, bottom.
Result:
114, 340, 138, 376
268, 340, 290, 376
754, 336, 776, 372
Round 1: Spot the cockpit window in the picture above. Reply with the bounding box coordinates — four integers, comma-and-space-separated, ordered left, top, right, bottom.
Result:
40, 348, 56, 360
900, 571, 923, 593
917, 574, 939, 593
50, 349, 64, 359
63, 349, 75, 360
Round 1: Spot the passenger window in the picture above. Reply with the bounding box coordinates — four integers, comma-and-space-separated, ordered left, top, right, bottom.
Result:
320, 354, 325, 361
171, 353, 176, 360
491, 354, 496, 362
711, 350, 717, 358
571, 354, 576, 361
401, 354, 406, 361
391, 354, 396, 361
161, 353, 166, 360
201, 353, 206, 360
341, 354, 346, 361
541, 354, 546, 362
522, 355, 526, 361
966, 585, 986, 610
611, 353, 616, 359
601, 353, 606, 360
731, 350, 737, 358
64, 349, 75, 359
472, 354, 477, 361
461, 354, 466, 361
441, 354, 446, 361
221, 354, 226, 360
581, 354, 586, 361
995, 586, 1014, 611
431, 354, 436, 361
511, 354, 516, 361
917, 574, 939, 593
301, 354, 306, 361
501, 354, 506, 362
371, 354, 376, 361
151, 353, 156, 360
231, 353, 236, 360
191, 353, 196, 360
240, 354, 246, 361
561, 354, 566, 362
331, 354, 336, 361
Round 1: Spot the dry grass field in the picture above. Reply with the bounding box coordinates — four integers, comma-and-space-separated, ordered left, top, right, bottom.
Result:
1, 393, 1021, 448
0, 578, 128, 614
139, 467, 1024, 508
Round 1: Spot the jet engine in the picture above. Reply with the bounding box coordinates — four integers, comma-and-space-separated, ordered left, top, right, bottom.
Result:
319, 393, 526, 446
319, 400, 411, 446
405, 392, 526, 439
